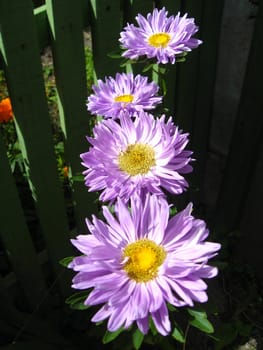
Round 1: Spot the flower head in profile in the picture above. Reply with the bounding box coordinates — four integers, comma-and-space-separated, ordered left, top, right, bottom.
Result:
0, 97, 13, 123
119, 7, 202, 64
81, 111, 193, 203
87, 72, 162, 119
69, 194, 220, 335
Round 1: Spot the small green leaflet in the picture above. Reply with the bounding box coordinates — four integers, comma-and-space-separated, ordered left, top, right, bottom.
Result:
167, 303, 177, 312
172, 325, 185, 343
59, 256, 74, 267
71, 173, 84, 182
176, 52, 188, 58
187, 308, 214, 334
142, 63, 155, 73
65, 291, 90, 310
149, 317, 157, 336
102, 328, 124, 344
132, 328, 144, 350
174, 51, 188, 63
169, 206, 178, 217
120, 59, 136, 67
161, 78, 167, 96
176, 57, 186, 63
107, 51, 122, 59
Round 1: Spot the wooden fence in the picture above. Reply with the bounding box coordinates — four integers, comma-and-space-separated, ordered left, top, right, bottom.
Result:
0, 0, 262, 348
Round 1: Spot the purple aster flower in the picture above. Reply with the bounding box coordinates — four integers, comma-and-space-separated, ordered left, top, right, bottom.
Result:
69, 194, 220, 335
87, 72, 162, 119
80, 111, 193, 203
119, 7, 202, 64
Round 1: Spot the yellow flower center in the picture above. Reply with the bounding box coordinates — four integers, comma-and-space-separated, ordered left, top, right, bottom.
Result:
148, 32, 171, 48
123, 239, 166, 282
118, 143, 155, 176
114, 94, 134, 103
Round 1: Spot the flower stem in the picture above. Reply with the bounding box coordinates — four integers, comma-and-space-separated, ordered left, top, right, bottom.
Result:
182, 322, 190, 350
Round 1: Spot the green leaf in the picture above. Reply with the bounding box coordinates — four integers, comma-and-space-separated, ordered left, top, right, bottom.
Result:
161, 78, 167, 96
65, 291, 90, 310
187, 309, 207, 319
102, 328, 123, 344
59, 256, 74, 267
187, 309, 214, 334
149, 318, 157, 336
71, 173, 84, 182
158, 67, 166, 75
120, 59, 136, 67
167, 303, 177, 312
107, 51, 122, 59
190, 318, 214, 334
176, 52, 188, 58
176, 57, 186, 63
142, 63, 154, 73
172, 326, 185, 343
132, 328, 144, 350
169, 206, 178, 217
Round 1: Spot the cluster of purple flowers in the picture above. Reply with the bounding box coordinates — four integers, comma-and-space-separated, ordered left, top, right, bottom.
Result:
69, 8, 220, 337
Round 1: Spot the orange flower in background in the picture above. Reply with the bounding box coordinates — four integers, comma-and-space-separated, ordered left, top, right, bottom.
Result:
0, 97, 13, 123
63, 166, 69, 178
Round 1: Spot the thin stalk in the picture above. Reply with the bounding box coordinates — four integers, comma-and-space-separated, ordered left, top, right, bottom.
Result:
182, 322, 191, 350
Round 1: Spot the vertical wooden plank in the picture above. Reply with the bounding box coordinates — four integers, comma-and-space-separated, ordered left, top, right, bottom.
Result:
0, 133, 47, 308
174, 0, 203, 133
237, 136, 263, 277
0, 275, 73, 347
123, 0, 154, 26
0, 0, 72, 297
82, 0, 91, 27
89, 0, 122, 78
34, 5, 50, 51
214, 0, 263, 234
154, 0, 203, 211
46, 0, 97, 233
190, 0, 224, 206
156, 0, 181, 115
0, 275, 27, 340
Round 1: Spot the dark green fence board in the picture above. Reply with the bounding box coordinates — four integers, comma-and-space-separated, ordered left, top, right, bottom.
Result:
82, 0, 91, 28
0, 275, 28, 342
174, 0, 203, 134
190, 0, 224, 204
237, 135, 263, 276
0, 2, 89, 70
0, 0, 72, 296
123, 0, 154, 24
0, 276, 74, 348
34, 5, 50, 52
0, 134, 47, 308
157, 1, 181, 115
214, 0, 263, 234
46, 0, 97, 233
89, 0, 122, 78
160, 0, 204, 211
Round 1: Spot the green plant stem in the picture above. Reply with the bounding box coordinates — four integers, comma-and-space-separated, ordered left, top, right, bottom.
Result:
182, 323, 190, 350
